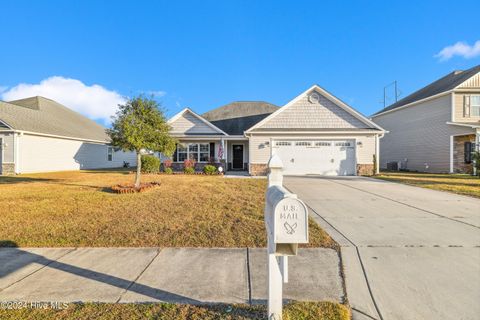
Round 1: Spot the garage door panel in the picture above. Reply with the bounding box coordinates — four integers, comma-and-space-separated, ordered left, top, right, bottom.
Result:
274, 140, 355, 176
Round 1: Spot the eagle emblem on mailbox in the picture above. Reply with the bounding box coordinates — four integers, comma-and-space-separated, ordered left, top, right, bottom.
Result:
284, 222, 297, 234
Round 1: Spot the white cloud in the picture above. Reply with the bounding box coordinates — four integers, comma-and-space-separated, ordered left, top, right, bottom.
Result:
435, 40, 480, 61
0, 76, 126, 124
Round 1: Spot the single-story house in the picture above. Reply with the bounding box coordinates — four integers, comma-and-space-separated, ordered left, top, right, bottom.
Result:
0, 96, 136, 175
372, 65, 480, 173
167, 85, 385, 176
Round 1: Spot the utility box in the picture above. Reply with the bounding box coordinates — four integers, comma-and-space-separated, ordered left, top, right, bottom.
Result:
265, 185, 309, 256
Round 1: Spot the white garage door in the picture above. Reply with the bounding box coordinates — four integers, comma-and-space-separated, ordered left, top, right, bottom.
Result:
274, 140, 356, 176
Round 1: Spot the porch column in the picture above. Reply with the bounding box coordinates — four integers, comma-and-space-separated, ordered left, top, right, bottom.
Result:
225, 140, 228, 170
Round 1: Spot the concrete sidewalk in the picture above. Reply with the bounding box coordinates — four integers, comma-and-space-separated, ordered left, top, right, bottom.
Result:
0, 247, 344, 305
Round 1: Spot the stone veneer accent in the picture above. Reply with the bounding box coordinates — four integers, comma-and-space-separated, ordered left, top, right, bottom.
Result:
1, 163, 15, 176
453, 134, 475, 174
249, 163, 268, 176
356, 164, 374, 176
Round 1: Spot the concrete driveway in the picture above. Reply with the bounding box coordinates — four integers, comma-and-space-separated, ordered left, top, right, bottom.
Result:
285, 176, 480, 320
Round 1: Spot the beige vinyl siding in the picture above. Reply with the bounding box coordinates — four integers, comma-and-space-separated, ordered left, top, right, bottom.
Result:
248, 134, 376, 165
373, 94, 473, 172
18, 134, 137, 173
0, 132, 15, 162
454, 92, 480, 122
170, 112, 221, 135
457, 73, 480, 88
257, 90, 368, 129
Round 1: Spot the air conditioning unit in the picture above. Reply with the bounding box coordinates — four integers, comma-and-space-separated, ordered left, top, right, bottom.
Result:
386, 161, 398, 171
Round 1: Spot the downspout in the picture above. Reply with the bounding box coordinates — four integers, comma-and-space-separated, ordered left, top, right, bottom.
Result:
474, 129, 480, 176
14, 132, 21, 174
375, 134, 380, 174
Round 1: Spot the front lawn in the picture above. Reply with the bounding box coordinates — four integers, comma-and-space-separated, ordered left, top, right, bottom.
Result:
0, 302, 350, 320
374, 171, 480, 198
0, 170, 335, 248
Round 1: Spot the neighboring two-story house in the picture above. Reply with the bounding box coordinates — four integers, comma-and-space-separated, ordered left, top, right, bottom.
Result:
372, 65, 480, 173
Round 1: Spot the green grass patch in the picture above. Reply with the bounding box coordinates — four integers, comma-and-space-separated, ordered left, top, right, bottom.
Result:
0, 302, 350, 320
375, 171, 480, 198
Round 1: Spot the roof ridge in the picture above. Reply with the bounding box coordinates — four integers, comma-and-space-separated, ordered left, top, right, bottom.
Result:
373, 65, 480, 116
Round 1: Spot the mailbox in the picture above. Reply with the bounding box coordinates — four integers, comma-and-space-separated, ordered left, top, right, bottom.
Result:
265, 185, 309, 256
264, 153, 310, 320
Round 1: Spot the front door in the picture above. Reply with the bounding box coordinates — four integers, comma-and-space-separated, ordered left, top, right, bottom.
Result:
232, 144, 244, 170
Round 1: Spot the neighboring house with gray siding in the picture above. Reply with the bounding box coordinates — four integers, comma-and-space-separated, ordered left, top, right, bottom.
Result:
372, 65, 480, 173
0, 96, 136, 175
167, 85, 385, 176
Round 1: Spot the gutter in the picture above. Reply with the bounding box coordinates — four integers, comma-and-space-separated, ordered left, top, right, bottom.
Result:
12, 130, 109, 144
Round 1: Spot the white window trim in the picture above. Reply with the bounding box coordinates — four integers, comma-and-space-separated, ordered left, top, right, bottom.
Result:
107, 146, 114, 161
175, 142, 210, 163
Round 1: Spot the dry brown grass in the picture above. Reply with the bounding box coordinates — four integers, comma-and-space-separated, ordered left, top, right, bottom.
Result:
0, 170, 335, 248
375, 171, 480, 198
0, 301, 350, 320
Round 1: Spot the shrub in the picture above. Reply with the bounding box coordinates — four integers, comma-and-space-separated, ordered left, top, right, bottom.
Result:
141, 155, 160, 173
184, 167, 195, 174
184, 158, 196, 169
163, 159, 173, 168
203, 165, 217, 175
164, 167, 173, 174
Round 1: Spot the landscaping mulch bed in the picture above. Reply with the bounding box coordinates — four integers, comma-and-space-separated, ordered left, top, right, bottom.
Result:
111, 182, 161, 194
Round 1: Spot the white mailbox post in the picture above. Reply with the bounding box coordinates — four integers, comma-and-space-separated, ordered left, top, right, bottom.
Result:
265, 154, 309, 320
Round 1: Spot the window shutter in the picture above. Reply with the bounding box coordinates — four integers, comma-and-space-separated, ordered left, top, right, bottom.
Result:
209, 142, 215, 160
173, 143, 178, 162
464, 142, 473, 164
464, 95, 471, 117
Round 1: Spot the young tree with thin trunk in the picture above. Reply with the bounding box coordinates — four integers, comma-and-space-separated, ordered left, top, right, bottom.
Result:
107, 96, 176, 188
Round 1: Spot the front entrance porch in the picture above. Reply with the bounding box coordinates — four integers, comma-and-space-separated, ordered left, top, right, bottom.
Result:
225, 140, 249, 172
452, 134, 476, 173
169, 139, 249, 173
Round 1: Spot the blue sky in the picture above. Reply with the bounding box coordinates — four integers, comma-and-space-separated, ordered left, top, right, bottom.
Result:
1, 0, 479, 125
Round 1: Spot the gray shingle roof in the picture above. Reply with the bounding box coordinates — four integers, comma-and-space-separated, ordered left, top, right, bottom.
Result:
202, 101, 279, 135
373, 65, 480, 115
0, 96, 109, 142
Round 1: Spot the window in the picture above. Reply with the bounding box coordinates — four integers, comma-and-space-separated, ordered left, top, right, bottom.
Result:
275, 141, 291, 147
465, 142, 474, 164
189, 144, 199, 161
295, 141, 312, 147
471, 95, 480, 117
177, 143, 188, 162
315, 141, 331, 147
199, 143, 210, 162
335, 142, 351, 147
107, 147, 113, 161
176, 143, 210, 162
